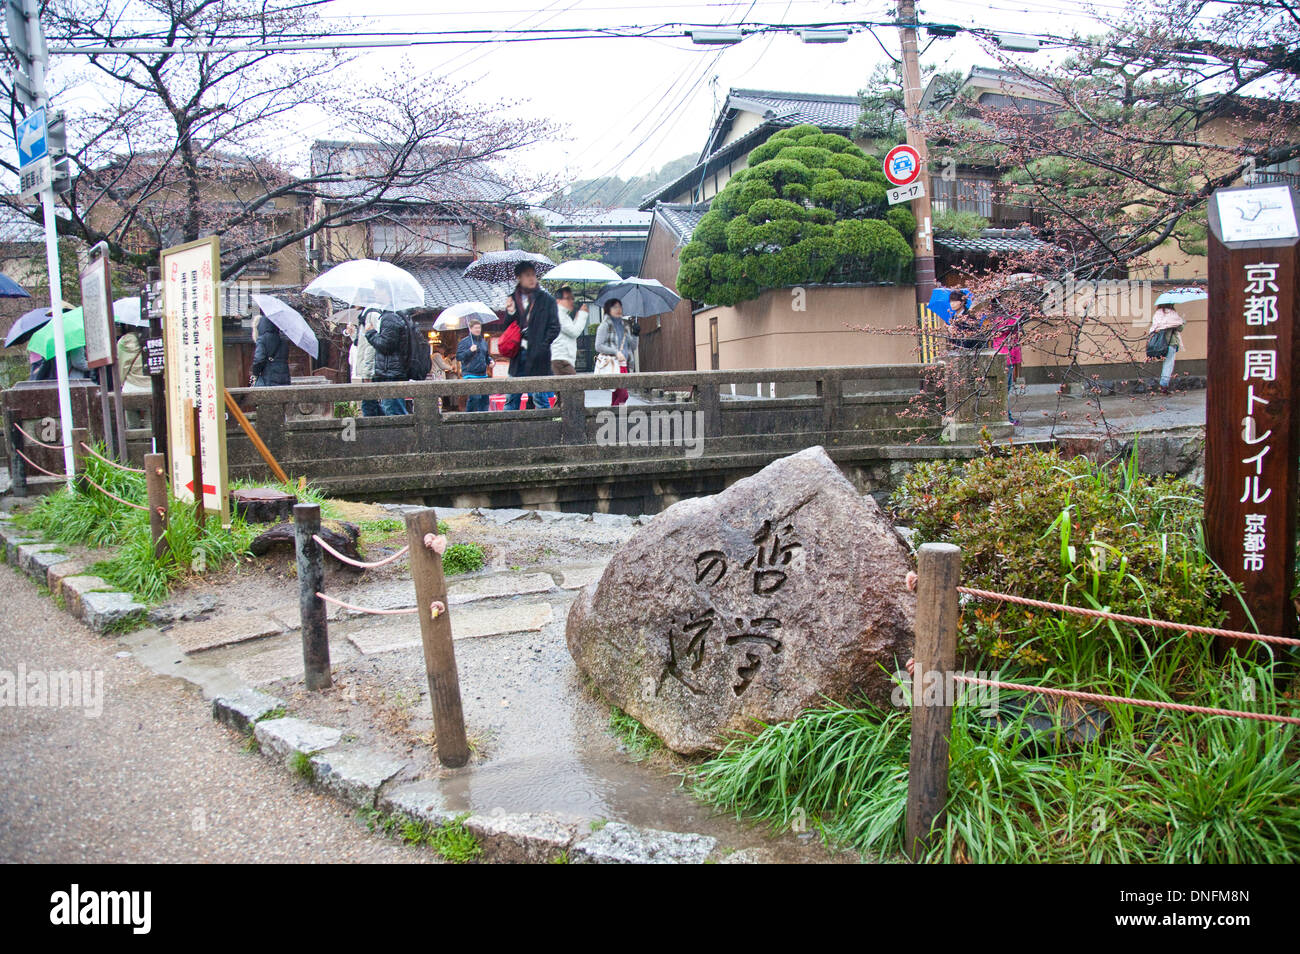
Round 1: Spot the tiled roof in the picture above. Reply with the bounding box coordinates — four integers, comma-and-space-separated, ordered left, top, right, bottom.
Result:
536, 207, 652, 230
723, 88, 862, 133
653, 201, 710, 243
310, 141, 516, 205
934, 230, 1050, 255
409, 266, 512, 311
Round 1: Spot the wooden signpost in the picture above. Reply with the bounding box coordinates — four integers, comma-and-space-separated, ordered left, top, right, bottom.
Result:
160, 237, 229, 525
1205, 182, 1300, 644
79, 242, 128, 461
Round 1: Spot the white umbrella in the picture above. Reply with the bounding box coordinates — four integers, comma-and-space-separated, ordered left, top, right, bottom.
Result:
543, 259, 622, 283
304, 259, 425, 311
253, 294, 319, 357
112, 297, 148, 327
1154, 286, 1208, 307
434, 301, 498, 331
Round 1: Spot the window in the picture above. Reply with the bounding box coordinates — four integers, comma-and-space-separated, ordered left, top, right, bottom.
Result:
930, 176, 994, 218
373, 221, 473, 258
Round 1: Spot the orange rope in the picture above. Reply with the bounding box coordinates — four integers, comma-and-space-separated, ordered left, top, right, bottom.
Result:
78, 442, 145, 474
79, 472, 148, 512
952, 674, 1300, 727
312, 534, 409, 569
13, 447, 64, 479
956, 585, 1300, 648
11, 422, 67, 450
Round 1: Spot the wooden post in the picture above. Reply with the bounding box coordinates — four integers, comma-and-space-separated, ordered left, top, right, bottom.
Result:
4, 408, 26, 497
1205, 183, 1300, 646
404, 507, 469, 768
187, 400, 205, 529
907, 542, 961, 861
294, 503, 331, 691
145, 452, 168, 559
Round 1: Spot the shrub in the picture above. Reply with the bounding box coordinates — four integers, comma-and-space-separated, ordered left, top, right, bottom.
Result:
889, 445, 1235, 671
442, 542, 485, 576
676, 125, 913, 305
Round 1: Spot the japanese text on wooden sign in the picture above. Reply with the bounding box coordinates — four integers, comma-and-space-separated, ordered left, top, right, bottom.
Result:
160, 237, 229, 523
1205, 183, 1299, 640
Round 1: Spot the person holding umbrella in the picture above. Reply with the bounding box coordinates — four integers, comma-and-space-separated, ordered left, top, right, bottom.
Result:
456, 317, 494, 411
1148, 303, 1186, 394
594, 298, 637, 406
250, 314, 291, 386
502, 261, 560, 411
551, 285, 588, 377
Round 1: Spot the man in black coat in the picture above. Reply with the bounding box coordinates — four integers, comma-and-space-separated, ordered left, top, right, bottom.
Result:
363, 295, 411, 416
503, 261, 560, 410
251, 317, 291, 387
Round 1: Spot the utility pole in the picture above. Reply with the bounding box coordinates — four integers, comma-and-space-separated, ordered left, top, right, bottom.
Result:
897, 0, 937, 307
7, 0, 75, 483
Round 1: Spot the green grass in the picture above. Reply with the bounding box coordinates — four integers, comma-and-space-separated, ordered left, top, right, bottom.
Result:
289, 750, 315, 781
608, 706, 664, 761
691, 447, 1300, 863
442, 542, 485, 576
21, 444, 257, 603
426, 814, 482, 864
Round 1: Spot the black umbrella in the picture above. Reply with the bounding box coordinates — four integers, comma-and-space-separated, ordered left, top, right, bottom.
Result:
4, 306, 56, 349
462, 250, 555, 284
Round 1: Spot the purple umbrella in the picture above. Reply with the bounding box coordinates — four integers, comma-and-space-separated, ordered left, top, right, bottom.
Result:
4, 307, 55, 348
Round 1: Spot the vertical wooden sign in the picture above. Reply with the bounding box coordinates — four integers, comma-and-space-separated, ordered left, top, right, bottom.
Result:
1205, 183, 1300, 642
161, 236, 230, 525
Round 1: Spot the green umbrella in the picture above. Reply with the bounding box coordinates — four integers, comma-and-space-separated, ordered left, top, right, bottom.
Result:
27, 306, 86, 358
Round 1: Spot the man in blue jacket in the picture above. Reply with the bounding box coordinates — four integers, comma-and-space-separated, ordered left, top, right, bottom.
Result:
456, 317, 493, 412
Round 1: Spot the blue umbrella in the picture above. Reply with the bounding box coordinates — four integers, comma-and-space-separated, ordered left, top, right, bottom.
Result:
927, 287, 971, 325
0, 272, 30, 298
4, 306, 56, 348
1154, 286, 1207, 307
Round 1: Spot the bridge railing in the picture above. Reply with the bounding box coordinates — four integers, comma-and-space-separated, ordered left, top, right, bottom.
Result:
107, 363, 992, 498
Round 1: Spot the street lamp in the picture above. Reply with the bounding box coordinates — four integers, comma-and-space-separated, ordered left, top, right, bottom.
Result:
799, 28, 850, 44
688, 28, 747, 45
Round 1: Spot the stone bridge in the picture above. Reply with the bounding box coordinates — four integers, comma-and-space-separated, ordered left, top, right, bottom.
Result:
8, 362, 1011, 514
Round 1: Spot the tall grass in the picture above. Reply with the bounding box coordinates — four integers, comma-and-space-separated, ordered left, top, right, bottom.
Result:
20, 445, 255, 603
692, 447, 1300, 863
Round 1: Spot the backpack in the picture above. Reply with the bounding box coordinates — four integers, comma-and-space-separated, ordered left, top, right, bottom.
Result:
406, 314, 432, 381
1146, 328, 1172, 360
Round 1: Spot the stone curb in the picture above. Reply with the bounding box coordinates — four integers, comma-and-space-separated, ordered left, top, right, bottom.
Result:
0, 509, 727, 863
226, 712, 722, 864
0, 519, 145, 633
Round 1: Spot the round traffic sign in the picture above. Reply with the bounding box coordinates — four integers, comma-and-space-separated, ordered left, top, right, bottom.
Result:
883, 144, 922, 187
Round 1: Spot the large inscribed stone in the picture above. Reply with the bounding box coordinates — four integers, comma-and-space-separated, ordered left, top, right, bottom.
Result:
566, 446, 915, 754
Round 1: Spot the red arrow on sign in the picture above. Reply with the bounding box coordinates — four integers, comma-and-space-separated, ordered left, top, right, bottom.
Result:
184, 479, 217, 496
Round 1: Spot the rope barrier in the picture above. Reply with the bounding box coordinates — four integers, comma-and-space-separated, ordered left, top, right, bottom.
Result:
316, 592, 416, 615
11, 422, 68, 451
952, 674, 1300, 727
13, 447, 65, 479
78, 442, 145, 474
78, 472, 149, 512
956, 585, 1300, 648
312, 534, 409, 569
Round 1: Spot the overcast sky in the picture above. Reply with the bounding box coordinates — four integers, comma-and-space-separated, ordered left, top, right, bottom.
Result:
309, 0, 1119, 186
38, 0, 1125, 194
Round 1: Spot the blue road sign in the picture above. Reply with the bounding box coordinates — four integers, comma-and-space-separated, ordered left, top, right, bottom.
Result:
15, 107, 47, 166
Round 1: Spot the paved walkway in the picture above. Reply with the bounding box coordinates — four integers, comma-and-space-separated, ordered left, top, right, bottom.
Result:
0, 562, 430, 863
1011, 383, 1205, 441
